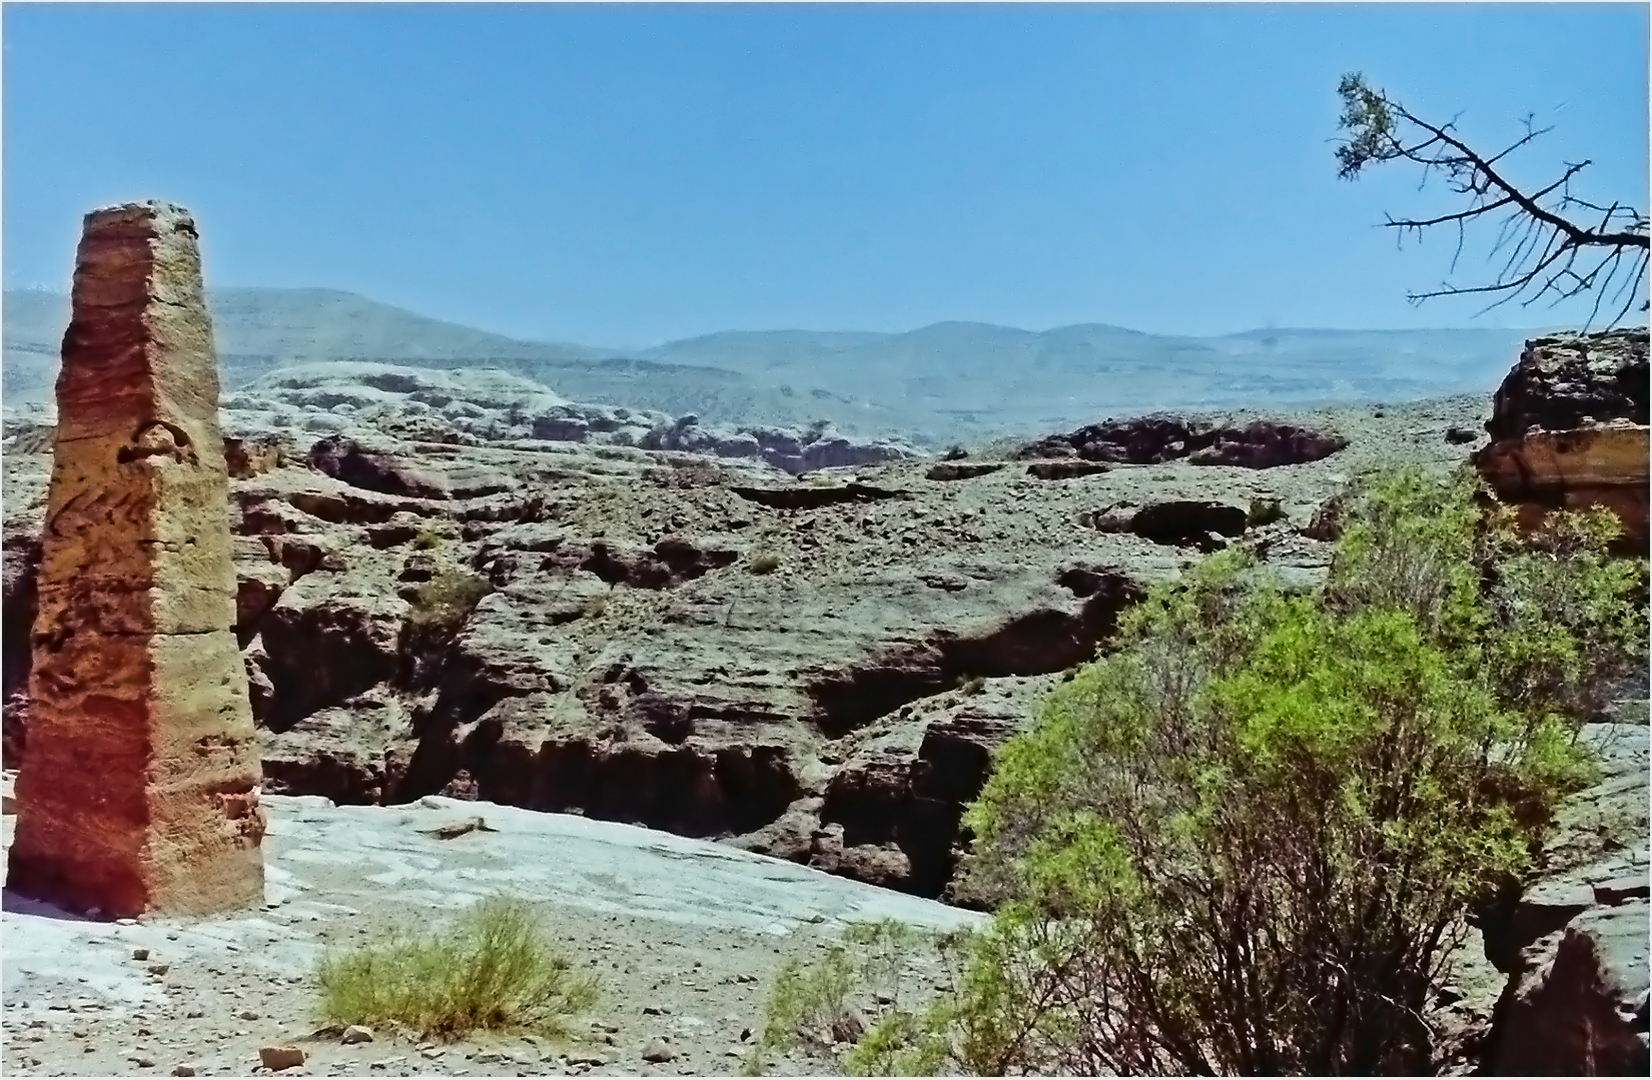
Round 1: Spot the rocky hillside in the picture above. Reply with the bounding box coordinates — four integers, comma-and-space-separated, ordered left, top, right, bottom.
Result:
2, 359, 1492, 902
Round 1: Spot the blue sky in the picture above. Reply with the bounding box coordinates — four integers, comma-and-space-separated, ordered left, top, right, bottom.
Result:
3, 3, 1646, 346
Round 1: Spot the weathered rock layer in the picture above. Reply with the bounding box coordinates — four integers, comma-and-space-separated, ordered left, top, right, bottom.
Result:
6, 202, 265, 918
1474, 329, 1649, 550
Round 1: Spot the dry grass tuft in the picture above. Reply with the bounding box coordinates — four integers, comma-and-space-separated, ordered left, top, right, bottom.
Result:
316, 895, 600, 1042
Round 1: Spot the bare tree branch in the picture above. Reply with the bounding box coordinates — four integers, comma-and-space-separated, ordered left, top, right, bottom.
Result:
1335, 73, 1648, 328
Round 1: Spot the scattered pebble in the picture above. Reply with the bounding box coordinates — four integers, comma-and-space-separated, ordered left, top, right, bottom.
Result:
341, 1025, 374, 1045
641, 1038, 677, 1063
132, 947, 152, 961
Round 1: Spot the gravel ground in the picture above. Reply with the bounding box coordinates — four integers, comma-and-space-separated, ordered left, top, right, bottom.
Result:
3, 785, 980, 1078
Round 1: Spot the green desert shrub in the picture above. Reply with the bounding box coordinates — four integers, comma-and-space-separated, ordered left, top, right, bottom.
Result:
316, 895, 599, 1042
407, 568, 494, 634
1247, 494, 1286, 527
749, 550, 782, 575
744, 919, 954, 1077
927, 467, 1644, 1076
411, 524, 445, 550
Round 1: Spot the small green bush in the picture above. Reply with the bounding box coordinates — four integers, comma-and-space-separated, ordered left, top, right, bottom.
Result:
412, 525, 445, 550
745, 919, 948, 1077
1247, 495, 1286, 527
315, 895, 599, 1042
749, 550, 782, 575
408, 569, 494, 634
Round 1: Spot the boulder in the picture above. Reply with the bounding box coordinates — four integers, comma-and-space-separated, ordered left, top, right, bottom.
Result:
1025, 460, 1110, 480
1187, 420, 1350, 468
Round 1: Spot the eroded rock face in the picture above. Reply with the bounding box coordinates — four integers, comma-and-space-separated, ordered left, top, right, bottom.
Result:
1, 528, 41, 762
1484, 901, 1650, 1075
1469, 721, 1651, 1075
1475, 330, 1649, 550
5, 202, 265, 918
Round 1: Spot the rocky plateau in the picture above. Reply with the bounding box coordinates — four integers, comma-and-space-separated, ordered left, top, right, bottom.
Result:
2, 328, 1648, 1076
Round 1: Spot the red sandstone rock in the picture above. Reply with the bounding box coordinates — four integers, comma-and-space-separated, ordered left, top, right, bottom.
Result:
5, 202, 265, 918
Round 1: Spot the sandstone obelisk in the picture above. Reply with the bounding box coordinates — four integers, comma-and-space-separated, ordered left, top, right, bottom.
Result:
6, 202, 266, 918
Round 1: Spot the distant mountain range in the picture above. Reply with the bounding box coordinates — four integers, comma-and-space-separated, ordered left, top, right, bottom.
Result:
2, 286, 1564, 445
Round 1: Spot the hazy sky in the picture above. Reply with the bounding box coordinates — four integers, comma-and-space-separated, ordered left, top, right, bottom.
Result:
3, 3, 1646, 346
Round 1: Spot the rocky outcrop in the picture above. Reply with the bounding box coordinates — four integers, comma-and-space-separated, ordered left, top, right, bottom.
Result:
926, 462, 1005, 482
226, 362, 596, 443
221, 431, 294, 479
1474, 329, 1649, 550
1019, 414, 1348, 468
645, 416, 918, 475
1469, 721, 1652, 1075
307, 435, 452, 499
1083, 498, 1251, 550
731, 482, 910, 511
805, 565, 1141, 737
255, 579, 407, 730
6, 202, 265, 918
1025, 460, 1110, 480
